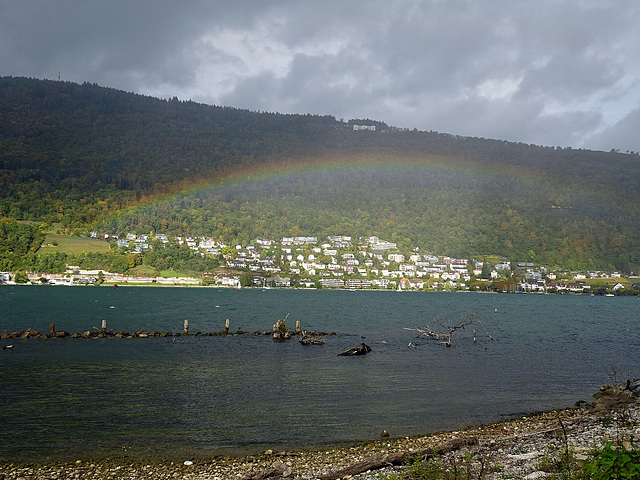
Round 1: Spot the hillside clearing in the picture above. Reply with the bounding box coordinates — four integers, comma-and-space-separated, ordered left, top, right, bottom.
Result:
40, 234, 111, 254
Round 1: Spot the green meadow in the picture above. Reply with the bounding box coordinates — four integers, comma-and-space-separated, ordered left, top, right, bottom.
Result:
585, 277, 629, 288
40, 234, 111, 254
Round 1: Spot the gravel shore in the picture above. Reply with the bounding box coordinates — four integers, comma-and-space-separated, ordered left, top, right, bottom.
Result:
2, 389, 638, 480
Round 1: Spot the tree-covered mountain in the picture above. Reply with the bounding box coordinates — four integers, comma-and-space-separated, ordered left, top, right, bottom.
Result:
1, 76, 640, 272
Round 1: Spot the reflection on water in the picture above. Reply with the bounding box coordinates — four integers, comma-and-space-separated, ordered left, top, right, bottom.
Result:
1, 287, 639, 461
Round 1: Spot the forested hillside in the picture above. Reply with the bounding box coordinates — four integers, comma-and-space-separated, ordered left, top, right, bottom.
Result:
1, 76, 640, 272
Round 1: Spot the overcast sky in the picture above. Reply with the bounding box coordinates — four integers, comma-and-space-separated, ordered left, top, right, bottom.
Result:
2, 1, 640, 152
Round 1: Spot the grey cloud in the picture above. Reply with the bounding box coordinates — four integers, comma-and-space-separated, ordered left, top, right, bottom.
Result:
584, 106, 640, 153
0, 0, 256, 88
1, 0, 639, 151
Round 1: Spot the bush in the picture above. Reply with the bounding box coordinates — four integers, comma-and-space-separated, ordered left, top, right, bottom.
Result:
582, 440, 640, 480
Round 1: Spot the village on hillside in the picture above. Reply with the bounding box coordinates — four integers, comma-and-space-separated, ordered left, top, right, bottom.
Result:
1, 232, 637, 295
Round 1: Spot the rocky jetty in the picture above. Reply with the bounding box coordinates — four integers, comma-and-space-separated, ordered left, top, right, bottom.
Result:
1, 327, 337, 341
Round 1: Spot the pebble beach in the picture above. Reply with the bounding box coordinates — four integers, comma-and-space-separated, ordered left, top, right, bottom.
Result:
1, 386, 638, 480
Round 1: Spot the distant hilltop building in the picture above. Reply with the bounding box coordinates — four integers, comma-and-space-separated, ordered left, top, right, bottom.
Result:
347, 118, 388, 131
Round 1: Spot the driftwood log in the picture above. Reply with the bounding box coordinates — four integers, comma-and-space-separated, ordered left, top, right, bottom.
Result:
337, 342, 371, 356
240, 436, 477, 480
299, 330, 325, 345
240, 462, 291, 480
318, 436, 478, 480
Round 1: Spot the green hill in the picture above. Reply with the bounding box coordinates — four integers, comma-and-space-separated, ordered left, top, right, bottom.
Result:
1, 76, 640, 272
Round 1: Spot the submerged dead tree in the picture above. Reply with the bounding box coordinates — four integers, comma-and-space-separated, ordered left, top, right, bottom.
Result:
272, 313, 292, 341
404, 312, 493, 347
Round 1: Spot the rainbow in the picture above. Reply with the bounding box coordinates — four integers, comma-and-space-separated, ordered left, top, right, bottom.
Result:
134, 150, 539, 204
100, 149, 568, 227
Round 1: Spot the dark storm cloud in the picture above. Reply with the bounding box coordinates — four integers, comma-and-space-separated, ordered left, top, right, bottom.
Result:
2, 0, 639, 151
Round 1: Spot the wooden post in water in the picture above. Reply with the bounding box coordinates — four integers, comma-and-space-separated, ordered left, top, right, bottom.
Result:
50, 322, 55, 334
295, 320, 301, 334
101, 320, 107, 333
224, 318, 230, 334
183, 319, 189, 335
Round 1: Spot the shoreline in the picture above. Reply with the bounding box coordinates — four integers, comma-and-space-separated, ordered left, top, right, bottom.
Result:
0, 282, 626, 297
2, 393, 638, 480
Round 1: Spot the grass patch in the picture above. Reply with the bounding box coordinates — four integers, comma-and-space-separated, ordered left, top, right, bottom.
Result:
42, 222, 65, 234
128, 264, 159, 276
483, 255, 503, 264
40, 234, 110, 254
586, 278, 629, 287
159, 270, 191, 278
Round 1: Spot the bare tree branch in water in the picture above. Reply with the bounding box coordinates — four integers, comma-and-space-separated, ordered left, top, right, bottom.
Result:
404, 312, 494, 346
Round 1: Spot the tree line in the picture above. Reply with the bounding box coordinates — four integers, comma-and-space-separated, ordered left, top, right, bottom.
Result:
2, 76, 640, 272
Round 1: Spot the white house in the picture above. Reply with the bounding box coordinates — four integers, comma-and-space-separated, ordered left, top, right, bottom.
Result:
216, 275, 240, 287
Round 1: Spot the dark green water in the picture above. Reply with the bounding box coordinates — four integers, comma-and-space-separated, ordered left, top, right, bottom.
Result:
1, 286, 639, 462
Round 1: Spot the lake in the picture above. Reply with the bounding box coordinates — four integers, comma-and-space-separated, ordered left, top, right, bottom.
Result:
1, 286, 639, 463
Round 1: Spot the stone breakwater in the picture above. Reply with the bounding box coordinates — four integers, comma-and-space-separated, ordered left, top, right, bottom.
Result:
1, 385, 638, 480
0, 327, 336, 340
